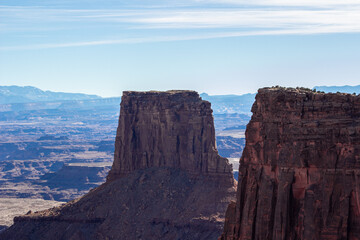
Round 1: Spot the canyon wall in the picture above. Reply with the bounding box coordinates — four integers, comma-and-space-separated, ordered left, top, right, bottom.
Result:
220, 87, 360, 239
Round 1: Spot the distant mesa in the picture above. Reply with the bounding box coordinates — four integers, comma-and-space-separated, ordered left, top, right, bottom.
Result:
223, 125, 247, 131
39, 163, 112, 196
0, 90, 236, 240
200, 92, 255, 114
0, 85, 101, 104
220, 87, 360, 239
37, 135, 69, 141
313, 84, 360, 94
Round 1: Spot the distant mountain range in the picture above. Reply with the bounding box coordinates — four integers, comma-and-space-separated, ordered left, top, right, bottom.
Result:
1, 85, 359, 113
200, 93, 255, 114
0, 86, 101, 104
0, 97, 121, 113
313, 85, 360, 94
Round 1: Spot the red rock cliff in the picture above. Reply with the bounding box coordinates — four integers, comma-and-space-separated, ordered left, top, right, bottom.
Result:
108, 90, 232, 180
220, 87, 360, 240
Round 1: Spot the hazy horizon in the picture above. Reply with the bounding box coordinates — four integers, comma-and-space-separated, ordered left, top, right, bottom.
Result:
1, 84, 360, 100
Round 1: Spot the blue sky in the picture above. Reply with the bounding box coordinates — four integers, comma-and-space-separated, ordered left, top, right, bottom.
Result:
1, 0, 360, 97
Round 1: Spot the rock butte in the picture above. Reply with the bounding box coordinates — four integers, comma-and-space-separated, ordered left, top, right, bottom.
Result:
220, 87, 360, 240
108, 90, 233, 180
0, 90, 235, 240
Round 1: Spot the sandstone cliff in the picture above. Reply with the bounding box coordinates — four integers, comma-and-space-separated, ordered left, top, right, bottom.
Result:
0, 90, 235, 240
220, 87, 360, 240
108, 90, 233, 180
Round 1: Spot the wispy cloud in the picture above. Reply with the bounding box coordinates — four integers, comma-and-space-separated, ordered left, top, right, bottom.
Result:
130, 9, 360, 29
1, 26, 357, 51
1, 1, 360, 50
193, 0, 360, 7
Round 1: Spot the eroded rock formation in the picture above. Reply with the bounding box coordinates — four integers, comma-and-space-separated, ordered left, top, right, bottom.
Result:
220, 87, 360, 240
108, 90, 233, 180
0, 90, 235, 240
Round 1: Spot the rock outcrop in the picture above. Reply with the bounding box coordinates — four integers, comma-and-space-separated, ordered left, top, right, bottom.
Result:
108, 90, 233, 180
0, 90, 235, 240
220, 87, 360, 240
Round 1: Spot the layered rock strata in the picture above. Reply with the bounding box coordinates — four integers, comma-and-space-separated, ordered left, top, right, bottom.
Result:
220, 87, 360, 240
1, 90, 235, 240
108, 90, 233, 180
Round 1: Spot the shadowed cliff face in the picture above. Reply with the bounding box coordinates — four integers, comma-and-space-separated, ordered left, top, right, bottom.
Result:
221, 87, 360, 240
0, 90, 235, 240
108, 90, 233, 180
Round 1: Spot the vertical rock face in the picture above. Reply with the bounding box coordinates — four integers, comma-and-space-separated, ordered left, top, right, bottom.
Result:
220, 87, 360, 240
1, 90, 235, 240
108, 90, 232, 180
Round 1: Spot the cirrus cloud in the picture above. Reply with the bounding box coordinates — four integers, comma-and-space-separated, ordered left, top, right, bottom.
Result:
1, 1, 360, 50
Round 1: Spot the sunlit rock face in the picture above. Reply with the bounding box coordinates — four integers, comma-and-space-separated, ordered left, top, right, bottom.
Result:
220, 87, 360, 240
108, 90, 233, 181
0, 90, 235, 240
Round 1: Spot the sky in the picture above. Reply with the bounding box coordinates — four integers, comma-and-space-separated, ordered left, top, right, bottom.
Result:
1, 0, 360, 97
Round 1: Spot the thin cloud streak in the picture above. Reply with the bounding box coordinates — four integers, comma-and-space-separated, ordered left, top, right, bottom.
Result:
1, 26, 359, 51
130, 10, 360, 29
1, 3, 360, 50
2, 6, 360, 28
194, 0, 360, 7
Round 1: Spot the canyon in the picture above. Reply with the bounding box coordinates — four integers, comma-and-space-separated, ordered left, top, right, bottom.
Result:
0, 90, 236, 240
0, 92, 248, 201
2, 86, 360, 239
0, 89, 248, 231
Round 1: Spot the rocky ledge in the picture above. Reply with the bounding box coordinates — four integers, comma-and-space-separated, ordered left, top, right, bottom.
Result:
220, 87, 360, 239
0, 90, 235, 240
